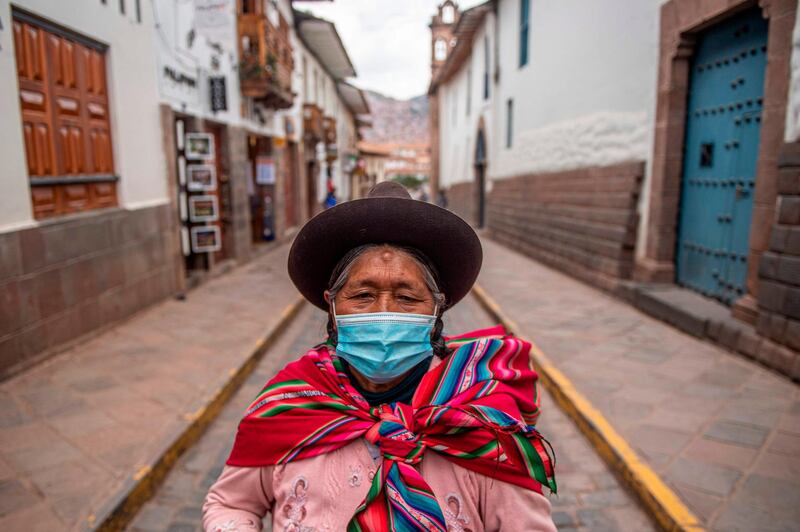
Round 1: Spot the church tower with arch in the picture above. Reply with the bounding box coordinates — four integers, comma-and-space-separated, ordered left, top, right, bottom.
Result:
429, 1, 460, 78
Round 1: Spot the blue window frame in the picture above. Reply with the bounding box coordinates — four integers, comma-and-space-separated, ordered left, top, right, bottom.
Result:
519, 0, 530, 67
506, 99, 514, 148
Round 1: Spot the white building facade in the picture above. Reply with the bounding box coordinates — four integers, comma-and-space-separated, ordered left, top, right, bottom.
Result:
0, 0, 368, 378
430, 0, 800, 377
0, 0, 180, 378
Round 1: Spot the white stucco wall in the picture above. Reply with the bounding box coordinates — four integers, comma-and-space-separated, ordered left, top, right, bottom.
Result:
0, 0, 168, 231
435, 0, 662, 258
152, 0, 358, 202
785, 6, 800, 142
492, 0, 660, 178
438, 12, 495, 190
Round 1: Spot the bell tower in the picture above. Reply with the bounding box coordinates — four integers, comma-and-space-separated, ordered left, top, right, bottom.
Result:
429, 1, 459, 78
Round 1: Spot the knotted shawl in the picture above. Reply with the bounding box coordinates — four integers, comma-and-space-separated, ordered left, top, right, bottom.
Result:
227, 325, 557, 531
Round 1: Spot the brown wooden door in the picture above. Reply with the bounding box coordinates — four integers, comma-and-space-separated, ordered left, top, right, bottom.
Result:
12, 16, 116, 219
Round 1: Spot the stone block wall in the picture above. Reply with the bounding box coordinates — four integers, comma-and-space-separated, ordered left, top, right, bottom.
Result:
445, 181, 477, 227
755, 142, 800, 377
0, 204, 182, 379
226, 126, 254, 261
487, 161, 644, 290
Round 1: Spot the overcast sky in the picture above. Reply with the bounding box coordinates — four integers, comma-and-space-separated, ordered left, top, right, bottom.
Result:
293, 0, 484, 100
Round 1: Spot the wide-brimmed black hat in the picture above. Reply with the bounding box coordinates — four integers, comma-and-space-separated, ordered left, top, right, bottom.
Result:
288, 181, 482, 310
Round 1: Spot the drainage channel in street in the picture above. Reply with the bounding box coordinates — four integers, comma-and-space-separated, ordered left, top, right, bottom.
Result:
126, 294, 656, 532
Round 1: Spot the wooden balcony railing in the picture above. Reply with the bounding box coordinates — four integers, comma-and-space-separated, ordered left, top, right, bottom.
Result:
323, 116, 338, 161
237, 8, 294, 109
303, 104, 323, 141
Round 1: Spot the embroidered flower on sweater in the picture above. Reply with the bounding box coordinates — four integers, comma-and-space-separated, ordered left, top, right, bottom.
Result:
283, 476, 315, 531
443, 493, 473, 532
213, 517, 257, 531
348, 464, 364, 487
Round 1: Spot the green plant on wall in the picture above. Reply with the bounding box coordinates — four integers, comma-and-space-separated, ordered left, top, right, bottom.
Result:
392, 175, 426, 190
238, 53, 276, 82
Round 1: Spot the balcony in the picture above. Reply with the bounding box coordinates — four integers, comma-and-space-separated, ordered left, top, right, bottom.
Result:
237, 6, 294, 109
303, 104, 323, 142
323, 116, 337, 161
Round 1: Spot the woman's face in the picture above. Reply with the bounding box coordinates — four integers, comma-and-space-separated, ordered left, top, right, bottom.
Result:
324, 247, 436, 316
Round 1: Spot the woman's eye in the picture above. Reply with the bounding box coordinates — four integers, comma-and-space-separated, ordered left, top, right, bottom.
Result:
354, 293, 372, 299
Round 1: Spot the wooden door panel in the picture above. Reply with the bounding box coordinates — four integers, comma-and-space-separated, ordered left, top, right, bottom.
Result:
89, 128, 112, 172
91, 182, 117, 208
13, 16, 117, 218
13, 20, 24, 76
23, 120, 55, 176
62, 184, 89, 212
31, 186, 57, 218
21, 23, 46, 82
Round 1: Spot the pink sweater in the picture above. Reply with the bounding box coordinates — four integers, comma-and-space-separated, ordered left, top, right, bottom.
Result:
203, 438, 556, 531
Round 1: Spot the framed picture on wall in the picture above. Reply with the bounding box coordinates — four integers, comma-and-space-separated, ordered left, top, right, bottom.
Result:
190, 225, 221, 253
187, 164, 217, 191
188, 195, 219, 222
255, 156, 276, 185
185, 132, 215, 160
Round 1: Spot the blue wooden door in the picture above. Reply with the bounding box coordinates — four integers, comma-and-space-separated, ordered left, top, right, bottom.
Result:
676, 9, 768, 304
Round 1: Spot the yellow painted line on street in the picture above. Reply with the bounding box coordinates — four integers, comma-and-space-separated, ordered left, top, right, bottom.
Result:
94, 295, 306, 532
471, 283, 705, 532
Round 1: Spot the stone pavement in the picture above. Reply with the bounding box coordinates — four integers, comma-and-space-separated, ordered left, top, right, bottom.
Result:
0, 244, 299, 531
478, 237, 800, 530
130, 294, 654, 531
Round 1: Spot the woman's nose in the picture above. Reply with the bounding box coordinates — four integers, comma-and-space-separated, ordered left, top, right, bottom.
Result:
375, 294, 396, 313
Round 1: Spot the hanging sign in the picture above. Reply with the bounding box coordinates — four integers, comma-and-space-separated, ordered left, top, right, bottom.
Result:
255, 156, 276, 185
194, 0, 230, 35
209, 76, 227, 112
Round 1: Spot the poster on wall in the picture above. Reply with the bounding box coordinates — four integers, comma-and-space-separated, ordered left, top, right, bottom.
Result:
187, 164, 217, 191
255, 156, 276, 185
185, 133, 215, 160
189, 195, 219, 222
194, 0, 231, 38
191, 225, 221, 253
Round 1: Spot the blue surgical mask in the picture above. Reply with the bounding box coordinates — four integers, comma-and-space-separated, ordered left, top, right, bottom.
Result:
333, 306, 437, 384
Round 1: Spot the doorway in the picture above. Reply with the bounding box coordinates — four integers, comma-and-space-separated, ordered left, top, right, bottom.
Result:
675, 8, 767, 305
474, 126, 487, 228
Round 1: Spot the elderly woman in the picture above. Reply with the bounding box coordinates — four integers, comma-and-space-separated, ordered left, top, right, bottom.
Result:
203, 182, 557, 531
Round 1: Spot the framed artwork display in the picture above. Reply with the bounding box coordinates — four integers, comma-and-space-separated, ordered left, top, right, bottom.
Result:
185, 132, 215, 160
190, 225, 221, 253
188, 195, 219, 222
187, 164, 217, 191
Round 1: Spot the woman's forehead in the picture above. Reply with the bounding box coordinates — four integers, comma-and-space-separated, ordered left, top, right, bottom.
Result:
345, 248, 427, 285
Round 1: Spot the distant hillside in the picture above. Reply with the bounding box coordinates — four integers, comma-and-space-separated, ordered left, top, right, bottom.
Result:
362, 90, 429, 145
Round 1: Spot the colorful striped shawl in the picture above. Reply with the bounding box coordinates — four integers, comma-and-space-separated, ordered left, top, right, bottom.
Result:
227, 325, 556, 531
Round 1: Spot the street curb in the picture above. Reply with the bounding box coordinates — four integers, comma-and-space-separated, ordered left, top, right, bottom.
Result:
89, 295, 306, 531
471, 283, 705, 532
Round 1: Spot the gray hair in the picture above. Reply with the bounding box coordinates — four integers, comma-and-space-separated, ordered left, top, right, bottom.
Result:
327, 243, 446, 312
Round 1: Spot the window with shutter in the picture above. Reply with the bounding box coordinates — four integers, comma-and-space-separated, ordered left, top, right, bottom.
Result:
12, 13, 117, 219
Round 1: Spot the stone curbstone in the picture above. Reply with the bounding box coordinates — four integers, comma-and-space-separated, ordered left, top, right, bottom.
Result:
92, 296, 306, 532
471, 283, 704, 532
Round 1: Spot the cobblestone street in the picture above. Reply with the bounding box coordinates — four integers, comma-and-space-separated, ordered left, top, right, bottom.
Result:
129, 294, 655, 531
478, 238, 800, 530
